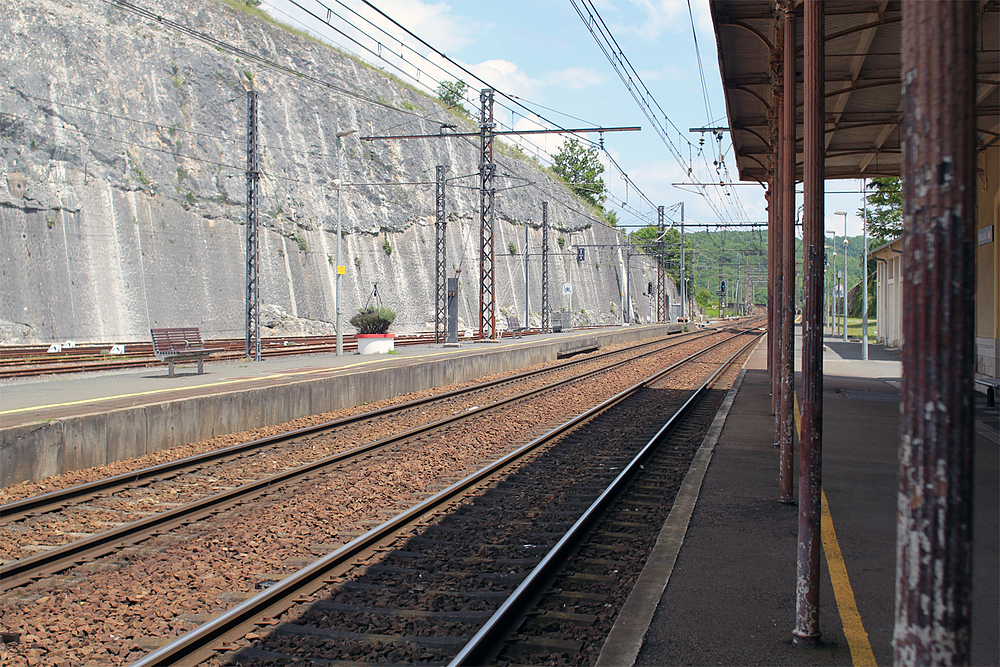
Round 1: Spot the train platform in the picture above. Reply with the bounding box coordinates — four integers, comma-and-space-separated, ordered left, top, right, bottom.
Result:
599, 330, 999, 667
3, 324, 996, 666
0, 324, 681, 487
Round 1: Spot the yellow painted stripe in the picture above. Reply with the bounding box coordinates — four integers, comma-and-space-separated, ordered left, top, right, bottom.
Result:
822, 489, 877, 666
793, 395, 877, 666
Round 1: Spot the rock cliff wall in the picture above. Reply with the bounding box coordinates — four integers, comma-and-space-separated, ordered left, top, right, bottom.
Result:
0, 0, 674, 344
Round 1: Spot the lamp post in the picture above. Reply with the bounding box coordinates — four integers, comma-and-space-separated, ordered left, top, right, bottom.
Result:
833, 251, 839, 335
824, 245, 830, 330
834, 211, 848, 341
861, 179, 869, 360
335, 127, 357, 357
826, 230, 835, 335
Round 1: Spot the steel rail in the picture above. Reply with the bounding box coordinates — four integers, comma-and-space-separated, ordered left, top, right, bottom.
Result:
1, 329, 713, 523
449, 331, 763, 666
128, 329, 754, 667
0, 330, 725, 590
0, 326, 676, 378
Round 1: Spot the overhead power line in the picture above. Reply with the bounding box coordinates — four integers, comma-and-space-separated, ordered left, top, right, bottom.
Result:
569, 0, 751, 225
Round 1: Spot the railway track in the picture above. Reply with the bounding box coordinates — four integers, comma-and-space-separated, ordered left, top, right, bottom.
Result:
0, 329, 718, 563
0, 333, 442, 379
0, 322, 761, 666
139, 327, 761, 666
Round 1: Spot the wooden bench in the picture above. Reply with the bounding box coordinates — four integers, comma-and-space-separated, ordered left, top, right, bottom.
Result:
505, 315, 526, 338
975, 377, 999, 407
150, 327, 222, 377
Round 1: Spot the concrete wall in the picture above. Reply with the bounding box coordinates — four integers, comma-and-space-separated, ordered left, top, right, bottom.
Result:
1, 325, 681, 487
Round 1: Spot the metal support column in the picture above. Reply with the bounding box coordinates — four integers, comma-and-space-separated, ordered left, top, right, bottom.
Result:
895, 3, 976, 663
434, 165, 447, 343
541, 202, 550, 333
770, 22, 783, 416
778, 5, 795, 504
768, 181, 776, 411
657, 205, 665, 322
524, 224, 529, 327
244, 84, 260, 361
679, 203, 686, 320
478, 88, 497, 340
794, 0, 824, 646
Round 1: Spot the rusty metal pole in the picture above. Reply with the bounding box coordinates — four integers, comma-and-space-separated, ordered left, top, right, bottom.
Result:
770, 23, 783, 418
794, 0, 824, 646
778, 5, 796, 505
895, 2, 976, 664
767, 183, 776, 408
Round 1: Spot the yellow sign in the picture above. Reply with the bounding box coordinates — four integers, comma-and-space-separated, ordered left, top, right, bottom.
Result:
337, 265, 346, 275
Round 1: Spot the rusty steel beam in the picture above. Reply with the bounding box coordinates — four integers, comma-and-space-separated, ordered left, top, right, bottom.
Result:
767, 181, 776, 412
771, 19, 784, 419
794, 0, 825, 647
778, 5, 796, 505
895, 2, 977, 664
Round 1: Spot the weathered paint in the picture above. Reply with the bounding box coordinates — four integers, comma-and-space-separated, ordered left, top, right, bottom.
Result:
794, 0, 824, 645
895, 2, 976, 664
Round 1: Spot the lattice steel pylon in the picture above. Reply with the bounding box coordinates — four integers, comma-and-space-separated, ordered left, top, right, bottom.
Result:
478, 88, 497, 340
244, 85, 261, 361
434, 165, 447, 343
656, 205, 666, 323
541, 201, 550, 333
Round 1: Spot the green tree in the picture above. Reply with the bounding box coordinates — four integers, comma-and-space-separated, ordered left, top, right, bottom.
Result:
858, 176, 902, 247
552, 138, 606, 209
436, 80, 468, 114
629, 225, 693, 286
695, 288, 712, 311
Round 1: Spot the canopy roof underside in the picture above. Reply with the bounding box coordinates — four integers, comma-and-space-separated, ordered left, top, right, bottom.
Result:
709, 0, 999, 182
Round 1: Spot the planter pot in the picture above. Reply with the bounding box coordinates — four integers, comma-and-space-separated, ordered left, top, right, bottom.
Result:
357, 333, 395, 354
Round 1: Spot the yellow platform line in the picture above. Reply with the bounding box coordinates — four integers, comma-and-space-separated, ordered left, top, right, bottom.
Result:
822, 488, 877, 666
793, 396, 876, 666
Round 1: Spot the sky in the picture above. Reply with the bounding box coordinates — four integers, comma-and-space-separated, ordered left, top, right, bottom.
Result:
260, 0, 872, 240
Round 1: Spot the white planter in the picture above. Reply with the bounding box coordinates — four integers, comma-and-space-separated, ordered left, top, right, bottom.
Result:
357, 333, 395, 354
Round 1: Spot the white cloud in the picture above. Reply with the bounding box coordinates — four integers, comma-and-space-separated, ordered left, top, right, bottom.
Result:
353, 0, 479, 53
467, 59, 538, 99
541, 67, 609, 90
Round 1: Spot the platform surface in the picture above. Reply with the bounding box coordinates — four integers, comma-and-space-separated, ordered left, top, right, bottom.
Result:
0, 327, 642, 427
609, 330, 999, 666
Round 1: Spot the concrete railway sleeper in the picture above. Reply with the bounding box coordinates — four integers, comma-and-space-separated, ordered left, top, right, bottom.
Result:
0, 328, 720, 531
0, 324, 761, 666
129, 331, 760, 667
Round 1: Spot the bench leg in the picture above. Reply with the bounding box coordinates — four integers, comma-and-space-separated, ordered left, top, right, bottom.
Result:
167, 359, 175, 377
197, 357, 205, 374
989, 386, 996, 408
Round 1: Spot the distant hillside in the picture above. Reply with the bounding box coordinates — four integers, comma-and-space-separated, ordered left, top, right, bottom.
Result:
679, 229, 866, 309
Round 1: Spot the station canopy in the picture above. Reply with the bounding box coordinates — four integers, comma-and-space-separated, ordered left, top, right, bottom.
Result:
708, 0, 999, 182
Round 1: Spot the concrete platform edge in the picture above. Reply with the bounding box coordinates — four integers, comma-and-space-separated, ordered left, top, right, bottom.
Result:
595, 366, 748, 667
2, 326, 677, 487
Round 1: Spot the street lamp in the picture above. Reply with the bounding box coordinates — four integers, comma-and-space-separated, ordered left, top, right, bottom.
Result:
833, 251, 839, 335
834, 211, 848, 341
826, 230, 836, 334
861, 179, 869, 360
335, 127, 357, 357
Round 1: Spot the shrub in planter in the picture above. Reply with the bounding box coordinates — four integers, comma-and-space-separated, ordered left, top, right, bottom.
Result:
350, 306, 396, 334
